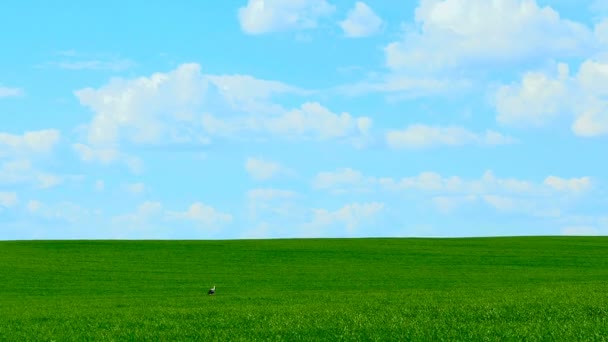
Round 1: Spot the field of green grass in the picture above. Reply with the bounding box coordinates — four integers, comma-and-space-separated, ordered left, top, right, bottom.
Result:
1, 237, 607, 341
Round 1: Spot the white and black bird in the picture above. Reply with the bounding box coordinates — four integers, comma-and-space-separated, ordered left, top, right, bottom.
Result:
208, 285, 216, 295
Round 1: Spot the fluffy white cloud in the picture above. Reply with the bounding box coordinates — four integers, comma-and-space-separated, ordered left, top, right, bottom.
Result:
27, 200, 97, 224
112, 201, 163, 228
334, 76, 471, 98
308, 202, 384, 235
0, 86, 24, 98
206, 74, 306, 106
246, 188, 300, 222
238, 0, 335, 34
0, 192, 17, 208
313, 168, 592, 215
544, 176, 591, 193
386, 124, 516, 149
313, 168, 375, 194
495, 59, 608, 136
75, 63, 208, 147
432, 195, 476, 214
0, 130, 60, 156
75, 63, 364, 151
165, 202, 233, 228
245, 158, 291, 181
495, 63, 570, 127
72, 143, 143, 174
385, 0, 594, 73
0, 160, 63, 189
202, 102, 372, 146
340, 2, 383, 38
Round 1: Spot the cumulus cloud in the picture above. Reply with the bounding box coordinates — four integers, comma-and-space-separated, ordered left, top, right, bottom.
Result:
313, 168, 374, 194
495, 63, 570, 127
340, 2, 383, 38
386, 124, 516, 149
75, 63, 208, 147
385, 0, 594, 73
307, 202, 384, 235
246, 188, 300, 222
245, 158, 292, 181
72, 143, 143, 174
238, 0, 335, 34
494, 59, 608, 136
165, 202, 233, 228
0, 130, 60, 157
0, 160, 63, 189
112, 201, 163, 228
27, 200, 97, 224
247, 188, 297, 201
544, 176, 591, 193
313, 168, 592, 215
75, 63, 366, 150
202, 101, 372, 146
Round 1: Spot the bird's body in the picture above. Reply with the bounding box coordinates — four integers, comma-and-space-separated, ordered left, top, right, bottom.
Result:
208, 285, 216, 295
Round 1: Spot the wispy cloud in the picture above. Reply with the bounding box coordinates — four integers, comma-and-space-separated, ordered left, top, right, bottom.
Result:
0, 86, 24, 98
41, 50, 135, 71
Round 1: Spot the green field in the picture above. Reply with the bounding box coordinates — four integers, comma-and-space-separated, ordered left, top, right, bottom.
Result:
1, 237, 607, 341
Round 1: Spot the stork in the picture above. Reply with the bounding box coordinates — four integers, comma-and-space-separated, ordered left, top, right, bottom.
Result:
208, 285, 216, 295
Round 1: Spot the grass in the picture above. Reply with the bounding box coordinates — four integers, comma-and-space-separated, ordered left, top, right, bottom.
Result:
1, 237, 608, 341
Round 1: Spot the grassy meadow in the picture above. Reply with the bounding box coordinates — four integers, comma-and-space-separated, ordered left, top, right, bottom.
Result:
1, 237, 607, 341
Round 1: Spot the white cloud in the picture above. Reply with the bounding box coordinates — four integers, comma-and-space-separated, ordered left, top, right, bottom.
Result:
495, 63, 570, 127
386, 124, 516, 149
0, 192, 17, 208
206, 74, 307, 110
50, 59, 134, 71
72, 143, 143, 174
340, 2, 383, 38
494, 59, 608, 136
75, 63, 369, 152
27, 200, 95, 224
0, 129, 61, 156
124, 182, 146, 194
0, 86, 24, 98
385, 0, 594, 73
238, 0, 335, 35
334, 76, 471, 98
312, 168, 374, 194
313, 168, 592, 216
165, 202, 233, 228
0, 159, 63, 189
246, 188, 300, 222
544, 176, 591, 193
75, 63, 208, 147
42, 50, 135, 71
247, 188, 297, 201
202, 102, 373, 146
112, 201, 163, 228
432, 195, 476, 214
307, 202, 384, 235
245, 158, 291, 181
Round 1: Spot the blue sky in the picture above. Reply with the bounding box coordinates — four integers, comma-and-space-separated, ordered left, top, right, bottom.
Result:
1, 0, 607, 239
